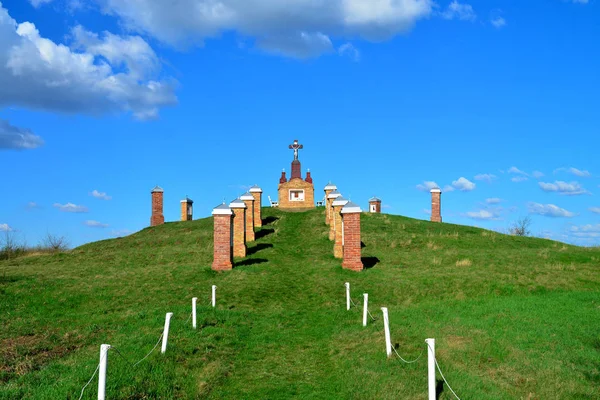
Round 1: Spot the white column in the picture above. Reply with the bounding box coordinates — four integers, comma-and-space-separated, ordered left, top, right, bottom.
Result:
362, 293, 368, 327
192, 297, 197, 329
212, 285, 217, 308
426, 338, 436, 400
381, 307, 392, 357
344, 282, 350, 310
161, 312, 173, 354
98, 344, 110, 400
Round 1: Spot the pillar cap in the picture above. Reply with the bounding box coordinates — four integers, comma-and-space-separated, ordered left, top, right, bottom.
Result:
180, 197, 193, 203
430, 188, 442, 193
229, 198, 247, 208
341, 201, 362, 214
249, 185, 263, 193
324, 182, 337, 191
240, 192, 255, 201
151, 186, 164, 193
369, 196, 381, 203
332, 196, 349, 207
327, 189, 342, 199
212, 203, 232, 215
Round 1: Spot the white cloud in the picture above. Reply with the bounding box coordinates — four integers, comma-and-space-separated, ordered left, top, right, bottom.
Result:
589, 207, 600, 214
486, 198, 502, 204
90, 190, 112, 200
452, 177, 476, 191
0, 223, 13, 232
0, 5, 176, 120
490, 16, 506, 28
554, 167, 591, 177
508, 166, 528, 176
338, 42, 360, 61
568, 224, 600, 239
474, 173, 496, 183
511, 176, 528, 183
441, 1, 476, 21
464, 209, 500, 220
572, 0, 589, 4
84, 220, 109, 228
416, 181, 440, 192
538, 181, 589, 196
532, 171, 544, 179
38, 0, 434, 59
0, 118, 44, 150
527, 202, 576, 218
442, 185, 455, 192
25, 201, 41, 209
53, 203, 89, 213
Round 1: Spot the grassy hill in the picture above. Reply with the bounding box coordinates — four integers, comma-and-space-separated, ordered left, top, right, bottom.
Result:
1, 208, 599, 399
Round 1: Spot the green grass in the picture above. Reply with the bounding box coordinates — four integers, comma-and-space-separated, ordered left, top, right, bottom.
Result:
1, 208, 599, 399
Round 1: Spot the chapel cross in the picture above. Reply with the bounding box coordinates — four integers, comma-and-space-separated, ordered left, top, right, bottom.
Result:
289, 139, 303, 160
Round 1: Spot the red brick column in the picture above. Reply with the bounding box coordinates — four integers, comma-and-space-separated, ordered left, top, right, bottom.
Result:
180, 197, 193, 221
327, 190, 341, 226
324, 182, 336, 225
240, 192, 255, 242
230, 198, 247, 258
332, 196, 348, 257
212, 204, 233, 271
430, 188, 442, 223
250, 185, 262, 228
368, 197, 382, 213
341, 202, 363, 271
150, 186, 164, 226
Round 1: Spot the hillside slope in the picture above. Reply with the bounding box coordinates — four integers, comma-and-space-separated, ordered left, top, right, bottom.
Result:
1, 208, 599, 399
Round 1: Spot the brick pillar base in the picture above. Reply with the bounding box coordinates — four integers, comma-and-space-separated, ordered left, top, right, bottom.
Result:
230, 199, 247, 258
341, 203, 363, 271
431, 189, 442, 223
150, 186, 164, 227
333, 203, 346, 258
241, 193, 255, 242
212, 204, 233, 271
250, 186, 262, 228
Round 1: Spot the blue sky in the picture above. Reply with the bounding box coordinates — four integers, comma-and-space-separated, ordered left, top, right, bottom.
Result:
1, 0, 599, 247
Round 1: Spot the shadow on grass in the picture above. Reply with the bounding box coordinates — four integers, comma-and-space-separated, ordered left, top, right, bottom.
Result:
262, 216, 279, 226
255, 228, 275, 240
362, 256, 380, 269
436, 380, 445, 400
247, 243, 274, 256
235, 258, 268, 267
361, 241, 366, 248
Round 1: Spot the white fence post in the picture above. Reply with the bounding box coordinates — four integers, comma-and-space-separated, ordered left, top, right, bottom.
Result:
345, 282, 350, 311
212, 285, 217, 308
362, 293, 368, 327
98, 344, 110, 400
161, 312, 173, 354
426, 338, 436, 400
381, 307, 392, 358
192, 297, 197, 329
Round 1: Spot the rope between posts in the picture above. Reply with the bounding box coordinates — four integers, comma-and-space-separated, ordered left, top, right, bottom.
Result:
392, 346, 424, 364
426, 342, 461, 400
77, 351, 105, 400
366, 309, 377, 321
133, 333, 164, 367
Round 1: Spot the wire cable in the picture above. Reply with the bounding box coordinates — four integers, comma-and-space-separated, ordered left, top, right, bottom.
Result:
77, 351, 105, 400
392, 346, 424, 364
426, 342, 461, 400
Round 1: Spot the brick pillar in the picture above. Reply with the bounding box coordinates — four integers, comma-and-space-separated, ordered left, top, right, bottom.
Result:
368, 197, 382, 213
324, 182, 336, 225
341, 202, 363, 271
150, 186, 164, 226
212, 204, 233, 271
180, 197, 193, 221
330, 195, 347, 241
240, 192, 255, 242
280, 169, 287, 184
431, 188, 442, 223
327, 190, 341, 226
250, 185, 263, 228
230, 198, 247, 258
305, 169, 313, 184
291, 160, 301, 179
332, 196, 348, 257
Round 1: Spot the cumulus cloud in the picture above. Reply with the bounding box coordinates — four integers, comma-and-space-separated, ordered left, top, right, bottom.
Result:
532, 171, 544, 179
527, 202, 576, 218
589, 207, 600, 214
0, 223, 13, 232
508, 166, 528, 176
490, 16, 506, 28
511, 176, 528, 183
416, 181, 440, 192
568, 224, 600, 239
0, 118, 44, 150
474, 173, 496, 183
338, 42, 360, 61
53, 203, 89, 213
554, 167, 591, 177
35, 0, 435, 58
538, 181, 589, 196
84, 220, 109, 228
90, 190, 112, 200
486, 198, 502, 204
0, 5, 177, 119
441, 1, 476, 21
451, 177, 476, 191
464, 209, 500, 220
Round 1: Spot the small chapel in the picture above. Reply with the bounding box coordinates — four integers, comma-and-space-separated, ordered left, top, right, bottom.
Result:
277, 139, 315, 209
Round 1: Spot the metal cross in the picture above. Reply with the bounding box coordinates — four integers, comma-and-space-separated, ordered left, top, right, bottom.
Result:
288, 139, 303, 160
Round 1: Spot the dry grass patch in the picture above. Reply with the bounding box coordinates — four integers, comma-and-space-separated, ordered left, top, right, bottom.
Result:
456, 259, 473, 267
